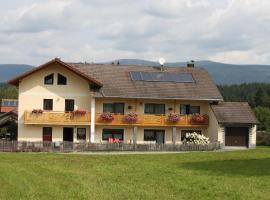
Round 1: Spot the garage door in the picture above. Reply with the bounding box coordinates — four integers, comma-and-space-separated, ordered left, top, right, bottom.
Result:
225, 127, 249, 147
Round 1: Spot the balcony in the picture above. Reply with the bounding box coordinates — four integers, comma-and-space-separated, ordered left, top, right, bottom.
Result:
24, 111, 91, 125
95, 113, 209, 127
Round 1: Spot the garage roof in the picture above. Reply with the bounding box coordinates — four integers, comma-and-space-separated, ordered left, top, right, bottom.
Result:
211, 102, 258, 124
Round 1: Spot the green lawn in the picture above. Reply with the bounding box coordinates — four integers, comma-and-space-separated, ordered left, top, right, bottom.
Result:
0, 148, 270, 200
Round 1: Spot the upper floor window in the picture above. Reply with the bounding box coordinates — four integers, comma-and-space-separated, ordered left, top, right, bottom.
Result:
144, 103, 165, 115
57, 73, 67, 85
103, 103, 124, 114
180, 104, 200, 115
65, 99, 74, 112
44, 74, 54, 85
43, 99, 53, 111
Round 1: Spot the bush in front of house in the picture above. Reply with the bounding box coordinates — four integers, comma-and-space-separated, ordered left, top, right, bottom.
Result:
183, 132, 210, 144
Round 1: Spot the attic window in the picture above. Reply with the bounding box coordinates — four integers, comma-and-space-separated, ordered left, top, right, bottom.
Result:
57, 73, 67, 85
44, 74, 54, 85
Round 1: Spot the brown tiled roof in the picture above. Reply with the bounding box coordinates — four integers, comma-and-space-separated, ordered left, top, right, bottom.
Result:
211, 102, 258, 124
69, 63, 223, 101
8, 58, 223, 101
0, 110, 18, 126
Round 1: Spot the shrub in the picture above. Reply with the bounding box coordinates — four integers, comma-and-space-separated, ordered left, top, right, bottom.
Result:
100, 112, 114, 121
183, 132, 210, 144
167, 113, 180, 123
124, 112, 138, 123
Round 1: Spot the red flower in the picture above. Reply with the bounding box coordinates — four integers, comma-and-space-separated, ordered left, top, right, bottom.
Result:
32, 109, 43, 114
74, 109, 87, 115
167, 113, 180, 123
192, 114, 208, 123
100, 112, 114, 121
124, 112, 138, 123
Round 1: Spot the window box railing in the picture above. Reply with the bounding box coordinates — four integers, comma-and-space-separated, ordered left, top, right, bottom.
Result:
95, 113, 209, 127
24, 111, 91, 125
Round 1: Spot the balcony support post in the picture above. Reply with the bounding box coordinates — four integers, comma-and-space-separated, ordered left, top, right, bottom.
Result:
90, 97, 95, 143
132, 126, 137, 144
172, 127, 176, 145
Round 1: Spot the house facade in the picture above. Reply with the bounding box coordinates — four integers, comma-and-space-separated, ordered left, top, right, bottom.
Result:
9, 58, 258, 148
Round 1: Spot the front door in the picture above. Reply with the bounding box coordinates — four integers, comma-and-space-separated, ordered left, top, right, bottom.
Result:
65, 99, 74, 112
63, 127, 74, 142
156, 130, 165, 144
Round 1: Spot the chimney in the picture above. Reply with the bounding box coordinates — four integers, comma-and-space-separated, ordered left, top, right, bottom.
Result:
187, 60, 195, 68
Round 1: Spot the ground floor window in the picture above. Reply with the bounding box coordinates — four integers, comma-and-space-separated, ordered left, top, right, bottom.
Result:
102, 129, 124, 141
181, 130, 202, 141
77, 128, 86, 141
144, 129, 165, 144
43, 127, 52, 142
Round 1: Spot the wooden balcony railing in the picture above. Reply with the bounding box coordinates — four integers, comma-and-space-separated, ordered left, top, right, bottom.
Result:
24, 111, 91, 125
95, 113, 209, 127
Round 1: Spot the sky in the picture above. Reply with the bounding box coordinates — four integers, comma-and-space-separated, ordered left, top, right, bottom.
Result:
0, 0, 270, 65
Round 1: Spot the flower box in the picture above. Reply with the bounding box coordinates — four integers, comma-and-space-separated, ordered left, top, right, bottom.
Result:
167, 113, 180, 123
124, 112, 138, 123
100, 112, 114, 122
73, 109, 87, 115
31, 109, 43, 114
192, 114, 208, 124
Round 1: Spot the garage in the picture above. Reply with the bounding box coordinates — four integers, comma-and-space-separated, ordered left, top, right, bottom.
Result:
225, 127, 249, 147
211, 102, 258, 149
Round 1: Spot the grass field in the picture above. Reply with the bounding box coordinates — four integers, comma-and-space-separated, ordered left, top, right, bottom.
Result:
0, 148, 270, 200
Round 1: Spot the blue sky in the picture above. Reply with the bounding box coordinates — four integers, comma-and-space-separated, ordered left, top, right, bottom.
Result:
0, 0, 270, 65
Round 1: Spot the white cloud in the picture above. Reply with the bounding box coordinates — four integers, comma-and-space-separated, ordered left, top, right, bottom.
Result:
0, 0, 270, 65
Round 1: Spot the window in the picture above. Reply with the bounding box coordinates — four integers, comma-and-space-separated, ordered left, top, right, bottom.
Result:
181, 130, 202, 141
77, 128, 86, 141
180, 104, 200, 115
57, 73, 67, 85
2, 100, 18, 107
103, 103, 124, 114
65, 99, 74, 112
190, 106, 200, 114
43, 127, 52, 142
144, 103, 165, 114
102, 129, 124, 141
44, 74, 54, 85
144, 130, 156, 141
144, 130, 165, 144
43, 99, 53, 110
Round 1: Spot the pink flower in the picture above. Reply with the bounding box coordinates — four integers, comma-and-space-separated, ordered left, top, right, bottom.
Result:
124, 112, 138, 123
168, 113, 180, 122
100, 112, 114, 121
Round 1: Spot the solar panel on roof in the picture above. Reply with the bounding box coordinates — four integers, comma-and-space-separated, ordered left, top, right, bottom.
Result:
130, 71, 142, 81
141, 72, 153, 81
130, 71, 194, 83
